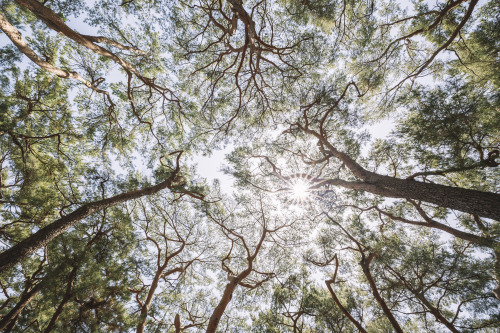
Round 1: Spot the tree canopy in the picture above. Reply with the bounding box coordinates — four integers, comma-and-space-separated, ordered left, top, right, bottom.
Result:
0, 0, 499, 331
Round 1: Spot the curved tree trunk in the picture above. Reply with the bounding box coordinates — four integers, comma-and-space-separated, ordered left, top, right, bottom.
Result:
306, 127, 500, 221
325, 280, 368, 333
206, 273, 249, 333
0, 171, 186, 273
360, 253, 403, 333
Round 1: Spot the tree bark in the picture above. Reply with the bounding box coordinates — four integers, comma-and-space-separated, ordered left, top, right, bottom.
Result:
0, 279, 46, 331
386, 264, 460, 332
325, 280, 368, 333
14, 0, 146, 80
205, 272, 250, 333
360, 254, 403, 333
0, 13, 88, 83
43, 266, 78, 333
204, 211, 269, 333
412, 292, 459, 333
305, 126, 500, 221
136, 270, 162, 333
0, 171, 185, 273
174, 313, 181, 333
318, 173, 500, 221
370, 173, 500, 221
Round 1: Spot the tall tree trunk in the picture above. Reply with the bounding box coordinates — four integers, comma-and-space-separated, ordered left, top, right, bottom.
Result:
43, 266, 78, 333
360, 253, 403, 333
204, 215, 268, 333
322, 173, 500, 221
493, 250, 500, 301
370, 173, 500, 221
174, 314, 181, 333
325, 280, 367, 333
0, 170, 186, 273
136, 271, 162, 333
306, 127, 500, 220
206, 273, 249, 333
0, 279, 46, 331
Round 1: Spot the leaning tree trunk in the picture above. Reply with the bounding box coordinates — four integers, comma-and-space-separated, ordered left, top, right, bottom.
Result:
307, 127, 500, 221
206, 274, 248, 333
325, 280, 368, 333
359, 253, 403, 333
369, 173, 500, 221
136, 270, 163, 333
43, 266, 78, 333
0, 172, 185, 273
0, 279, 47, 331
324, 173, 500, 221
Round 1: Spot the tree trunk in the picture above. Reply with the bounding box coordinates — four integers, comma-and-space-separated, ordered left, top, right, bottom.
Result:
43, 267, 77, 333
0, 172, 183, 273
412, 291, 459, 333
325, 280, 367, 333
0, 279, 46, 331
370, 173, 500, 221
307, 127, 500, 220
360, 254, 403, 333
324, 174, 500, 221
136, 271, 162, 333
206, 268, 253, 333
205, 276, 241, 333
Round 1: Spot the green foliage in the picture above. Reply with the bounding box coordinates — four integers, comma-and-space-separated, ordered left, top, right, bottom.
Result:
396, 79, 500, 169
1, 0, 499, 331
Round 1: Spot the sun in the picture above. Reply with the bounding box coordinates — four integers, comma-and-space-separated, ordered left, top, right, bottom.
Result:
291, 179, 310, 201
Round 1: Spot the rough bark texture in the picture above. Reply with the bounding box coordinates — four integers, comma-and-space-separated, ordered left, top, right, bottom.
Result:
370, 173, 500, 221
0, 173, 183, 273
305, 126, 500, 221
319, 173, 500, 221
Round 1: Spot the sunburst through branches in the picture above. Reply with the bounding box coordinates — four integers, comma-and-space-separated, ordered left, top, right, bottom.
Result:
287, 176, 313, 204
283, 174, 335, 205
292, 180, 309, 200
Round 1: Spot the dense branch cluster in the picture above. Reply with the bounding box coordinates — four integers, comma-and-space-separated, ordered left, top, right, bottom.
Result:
0, 0, 499, 332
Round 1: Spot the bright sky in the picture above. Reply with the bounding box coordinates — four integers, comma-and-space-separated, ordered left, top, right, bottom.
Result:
0, 0, 420, 197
